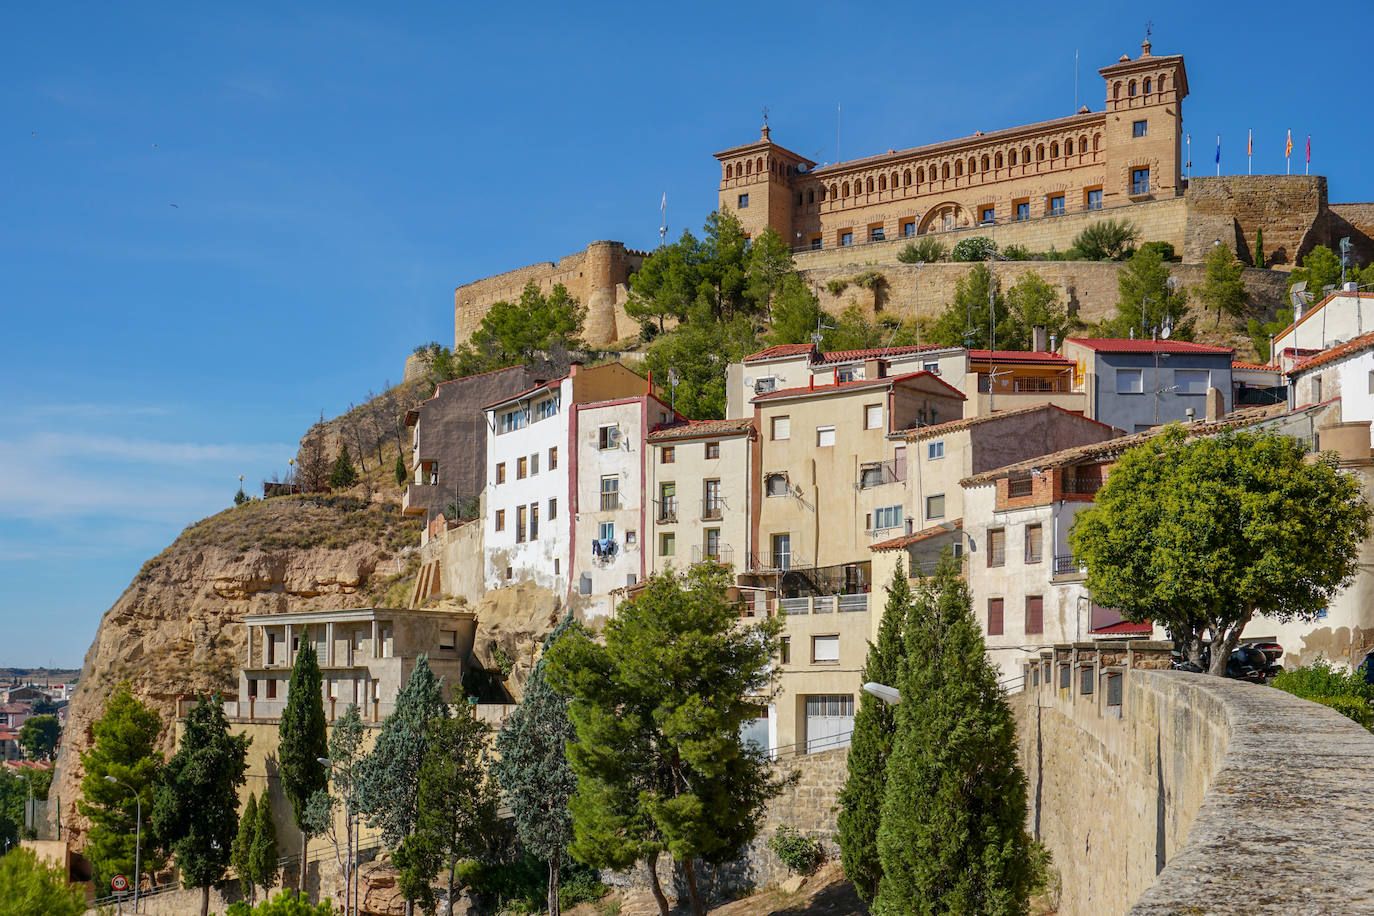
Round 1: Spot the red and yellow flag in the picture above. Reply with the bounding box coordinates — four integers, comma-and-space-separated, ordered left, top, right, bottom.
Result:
1285, 129, 1293, 158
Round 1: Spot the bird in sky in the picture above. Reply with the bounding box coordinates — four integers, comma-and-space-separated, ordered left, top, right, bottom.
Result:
169, 203, 179, 208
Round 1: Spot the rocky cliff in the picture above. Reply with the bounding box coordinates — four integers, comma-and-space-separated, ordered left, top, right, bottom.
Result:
50, 493, 421, 844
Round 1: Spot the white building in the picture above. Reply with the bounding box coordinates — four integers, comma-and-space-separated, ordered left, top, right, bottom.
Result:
482, 362, 648, 595
1272, 288, 1374, 371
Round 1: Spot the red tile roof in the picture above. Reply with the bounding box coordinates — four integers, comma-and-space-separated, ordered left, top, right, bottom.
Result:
1064, 338, 1234, 355
1232, 361, 1280, 372
815, 344, 945, 364
1091, 620, 1154, 635
968, 350, 1073, 365
904, 403, 1114, 441
750, 370, 966, 403
742, 343, 817, 363
482, 378, 563, 411
1289, 330, 1374, 375
646, 418, 755, 442
871, 519, 963, 552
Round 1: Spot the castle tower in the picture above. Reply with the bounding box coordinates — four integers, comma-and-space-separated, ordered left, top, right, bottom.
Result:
1098, 38, 1189, 205
713, 126, 816, 245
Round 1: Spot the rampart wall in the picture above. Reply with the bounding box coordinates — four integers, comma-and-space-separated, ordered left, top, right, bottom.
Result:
1014, 646, 1374, 916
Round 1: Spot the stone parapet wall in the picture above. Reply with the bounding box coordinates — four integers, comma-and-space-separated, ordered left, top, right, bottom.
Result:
1014, 652, 1374, 916
1329, 202, 1374, 266
1184, 175, 1327, 266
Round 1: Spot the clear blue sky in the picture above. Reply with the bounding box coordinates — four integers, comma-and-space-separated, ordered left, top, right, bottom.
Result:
1, 1, 1367, 667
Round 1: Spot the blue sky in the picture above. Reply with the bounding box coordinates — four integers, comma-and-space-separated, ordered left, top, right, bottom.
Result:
1, 1, 1367, 667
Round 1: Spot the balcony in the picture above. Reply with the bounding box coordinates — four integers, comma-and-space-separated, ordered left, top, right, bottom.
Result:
776, 594, 870, 615
701, 498, 725, 521
692, 543, 734, 566
656, 498, 678, 523
857, 460, 903, 489
1053, 554, 1086, 579
402, 482, 439, 517
600, 493, 621, 511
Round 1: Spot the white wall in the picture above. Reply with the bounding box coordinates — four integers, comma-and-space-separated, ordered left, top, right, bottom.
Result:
573, 399, 648, 618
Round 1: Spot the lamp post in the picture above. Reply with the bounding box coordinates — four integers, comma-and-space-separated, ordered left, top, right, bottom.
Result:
862, 682, 902, 705
104, 776, 141, 914
318, 757, 357, 916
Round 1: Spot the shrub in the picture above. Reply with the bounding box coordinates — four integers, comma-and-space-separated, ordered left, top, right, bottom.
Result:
1001, 244, 1032, 260
767, 824, 825, 876
1271, 657, 1374, 731
458, 854, 607, 914
950, 236, 998, 262
1072, 219, 1139, 261
852, 269, 885, 290
825, 278, 850, 296
224, 890, 335, 915
1313, 695, 1374, 729
1138, 240, 1178, 262
898, 237, 948, 263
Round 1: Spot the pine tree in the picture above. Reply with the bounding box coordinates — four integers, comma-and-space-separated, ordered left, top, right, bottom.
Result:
329, 445, 359, 490
873, 554, 1033, 916
277, 633, 328, 896
151, 696, 251, 916
0, 847, 87, 916
1255, 227, 1265, 269
233, 793, 258, 901
78, 682, 167, 895
493, 615, 583, 916
836, 561, 912, 902
249, 790, 279, 899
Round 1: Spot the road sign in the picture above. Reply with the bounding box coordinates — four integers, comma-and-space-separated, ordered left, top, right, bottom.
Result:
111, 874, 129, 893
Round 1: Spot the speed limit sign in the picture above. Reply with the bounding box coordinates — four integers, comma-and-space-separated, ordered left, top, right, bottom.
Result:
111, 874, 129, 893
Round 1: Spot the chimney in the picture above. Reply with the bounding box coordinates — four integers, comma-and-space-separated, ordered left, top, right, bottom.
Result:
1205, 386, 1224, 422
1049, 333, 1058, 352
646, 369, 654, 396
809, 374, 815, 391
1032, 325, 1048, 352
568, 361, 582, 377
1185, 407, 1196, 422
864, 358, 886, 379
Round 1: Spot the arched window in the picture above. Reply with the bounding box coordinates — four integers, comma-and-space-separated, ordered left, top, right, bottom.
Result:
955, 160, 963, 177
995, 152, 1004, 168
830, 183, 838, 199
916, 167, 925, 183
1093, 133, 1101, 151
808, 189, 815, 204
878, 174, 887, 191
757, 156, 764, 172
891, 172, 898, 189
1080, 134, 1089, 152
981, 155, 990, 171
1143, 77, 1152, 94
1066, 139, 1074, 155
1036, 144, 1045, 161
866, 177, 874, 193
1158, 73, 1167, 91
904, 169, 912, 186
1022, 146, 1031, 162
725, 164, 732, 179
1128, 80, 1137, 97
968, 157, 976, 174
843, 182, 850, 197
1050, 141, 1059, 158
1010, 149, 1018, 166
745, 160, 752, 176
941, 163, 950, 180
1113, 81, 1122, 100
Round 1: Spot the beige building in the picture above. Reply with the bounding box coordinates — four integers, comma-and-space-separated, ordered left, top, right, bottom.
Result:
1272, 289, 1374, 371
965, 348, 1084, 416
716, 41, 1187, 249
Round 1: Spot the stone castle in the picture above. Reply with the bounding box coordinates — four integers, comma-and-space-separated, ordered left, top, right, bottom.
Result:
455, 40, 1374, 349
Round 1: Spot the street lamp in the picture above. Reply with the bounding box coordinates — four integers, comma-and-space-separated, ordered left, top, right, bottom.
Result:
318, 757, 357, 916
104, 776, 141, 913
862, 682, 902, 705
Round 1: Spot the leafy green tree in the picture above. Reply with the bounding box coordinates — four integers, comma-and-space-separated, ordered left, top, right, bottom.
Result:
394, 713, 499, 916
873, 554, 1033, 916
1003, 271, 1074, 349
278, 634, 329, 895
626, 230, 700, 333
1109, 245, 1193, 339
394, 455, 407, 488
151, 696, 251, 916
1254, 227, 1265, 269
78, 682, 166, 894
898, 237, 948, 263
837, 561, 912, 901
249, 789, 280, 899
950, 236, 997, 262
445, 281, 586, 379
1072, 219, 1139, 261
763, 276, 825, 347
1069, 428, 1371, 673
225, 889, 337, 915
694, 210, 753, 321
356, 658, 448, 916
928, 262, 1008, 349
745, 227, 799, 320
1195, 242, 1249, 327
494, 615, 583, 916
328, 446, 359, 490
0, 846, 86, 916
232, 793, 258, 901
1246, 307, 1292, 363
642, 316, 759, 420
1289, 245, 1343, 300
305, 704, 364, 912
546, 564, 784, 916
18, 715, 59, 761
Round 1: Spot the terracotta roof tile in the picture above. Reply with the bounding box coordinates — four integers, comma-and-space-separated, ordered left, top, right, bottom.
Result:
1064, 338, 1234, 355
647, 418, 754, 442
750, 370, 966, 403
968, 349, 1073, 365
905, 403, 1113, 441
1289, 330, 1374, 375
815, 344, 945, 364
1232, 361, 1280, 372
871, 519, 963, 552
742, 343, 817, 363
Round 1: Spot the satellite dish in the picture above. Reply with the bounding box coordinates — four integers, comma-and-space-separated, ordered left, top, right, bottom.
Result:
1160, 325, 1172, 339
668, 368, 680, 387
743, 376, 755, 387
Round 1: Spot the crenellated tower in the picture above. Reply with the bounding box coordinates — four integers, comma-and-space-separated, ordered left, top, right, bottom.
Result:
1098, 38, 1189, 206
713, 125, 815, 245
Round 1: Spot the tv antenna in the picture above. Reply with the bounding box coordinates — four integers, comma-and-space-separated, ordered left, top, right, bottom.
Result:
811, 313, 835, 346
667, 367, 680, 413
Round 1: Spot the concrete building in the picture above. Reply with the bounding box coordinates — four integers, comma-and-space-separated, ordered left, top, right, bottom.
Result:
569, 392, 677, 619
232, 607, 478, 722
482, 361, 651, 596
404, 363, 562, 532
1062, 337, 1235, 432
1289, 329, 1374, 427
1272, 288, 1374, 371
965, 349, 1084, 416
1233, 360, 1286, 407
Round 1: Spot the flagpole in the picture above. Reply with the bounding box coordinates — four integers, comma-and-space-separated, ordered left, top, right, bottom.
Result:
1306, 135, 1311, 176
1247, 128, 1252, 176
1286, 129, 1292, 175
1186, 134, 1191, 182
1215, 134, 1220, 177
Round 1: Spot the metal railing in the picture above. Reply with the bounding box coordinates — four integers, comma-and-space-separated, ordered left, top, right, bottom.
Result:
1013, 377, 1071, 393
656, 497, 677, 522
1007, 476, 1034, 498
857, 459, 903, 489
1062, 474, 1104, 495
600, 492, 620, 511
1054, 554, 1085, 576
701, 498, 725, 521
692, 543, 734, 565
776, 594, 870, 615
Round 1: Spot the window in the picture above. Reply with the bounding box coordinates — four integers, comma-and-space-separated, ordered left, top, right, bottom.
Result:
1015, 201, 1030, 221
812, 635, 840, 663
810, 235, 822, 250
599, 425, 621, 450
1175, 369, 1210, 395
987, 598, 1004, 636
439, 629, 456, 651
505, 566, 512, 580
1132, 119, 1147, 138
599, 521, 615, 541
1367, 370, 1374, 395
870, 226, 885, 242
659, 482, 677, 519
530, 452, 539, 475
498, 408, 528, 434
816, 426, 836, 447
548, 446, 558, 469
267, 679, 277, 699
495, 462, 506, 484
705, 441, 720, 459
1048, 195, 1065, 216
534, 398, 558, 420
554, 558, 560, 576
1313, 376, 1323, 403
926, 494, 945, 520
530, 503, 539, 539
1026, 596, 1044, 634
902, 220, 916, 238
864, 404, 883, 429
772, 533, 791, 570
516, 505, 527, 542
873, 505, 902, 530
988, 528, 1006, 567
780, 636, 791, 665
771, 416, 790, 440
1143, 77, 1152, 94
1117, 368, 1144, 394
836, 367, 858, 383
600, 475, 619, 510
859, 465, 883, 488
738, 193, 749, 208
548, 498, 557, 519
517, 456, 527, 479
660, 532, 675, 556
754, 376, 777, 393
1131, 167, 1150, 195
766, 473, 789, 497
495, 509, 505, 532
661, 446, 675, 463
703, 479, 722, 518
981, 206, 996, 224
923, 362, 939, 374
704, 527, 722, 559
1025, 523, 1042, 563
840, 231, 853, 247
927, 440, 945, 460
1087, 188, 1103, 211
579, 573, 592, 596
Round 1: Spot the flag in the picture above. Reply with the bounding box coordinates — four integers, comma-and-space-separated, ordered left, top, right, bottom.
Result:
1247, 129, 1252, 156
1306, 135, 1311, 163
1285, 130, 1293, 158
1215, 135, 1220, 165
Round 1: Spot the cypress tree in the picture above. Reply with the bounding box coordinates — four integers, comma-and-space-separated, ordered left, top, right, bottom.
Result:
493, 614, 582, 916
836, 560, 912, 901
1255, 227, 1265, 269
873, 554, 1033, 916
329, 445, 359, 490
278, 632, 328, 896
249, 788, 280, 898
394, 454, 407, 488
232, 793, 258, 901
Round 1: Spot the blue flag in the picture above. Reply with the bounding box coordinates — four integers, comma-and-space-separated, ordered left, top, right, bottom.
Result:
1215, 135, 1220, 165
